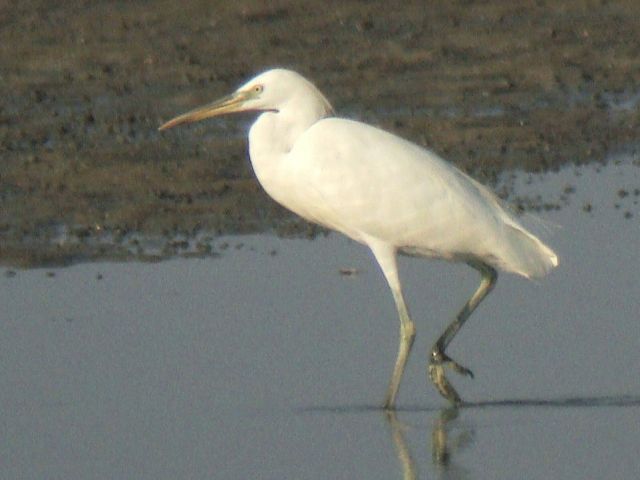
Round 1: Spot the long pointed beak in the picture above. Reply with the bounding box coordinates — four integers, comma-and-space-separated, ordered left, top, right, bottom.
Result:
158, 91, 249, 131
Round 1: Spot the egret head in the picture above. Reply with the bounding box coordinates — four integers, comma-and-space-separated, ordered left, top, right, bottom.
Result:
159, 68, 333, 131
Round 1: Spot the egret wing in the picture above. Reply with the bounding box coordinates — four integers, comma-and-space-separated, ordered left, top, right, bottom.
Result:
285, 118, 556, 277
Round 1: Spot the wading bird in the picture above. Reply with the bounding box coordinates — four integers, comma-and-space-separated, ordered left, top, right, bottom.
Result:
159, 69, 558, 408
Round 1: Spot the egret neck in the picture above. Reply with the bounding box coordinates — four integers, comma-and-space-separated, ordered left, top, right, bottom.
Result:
248, 85, 332, 204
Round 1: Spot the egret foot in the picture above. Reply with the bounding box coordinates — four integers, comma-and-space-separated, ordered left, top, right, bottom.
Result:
428, 363, 461, 404
430, 349, 474, 378
428, 349, 473, 404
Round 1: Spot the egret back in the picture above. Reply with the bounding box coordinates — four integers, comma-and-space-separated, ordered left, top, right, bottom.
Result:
252, 117, 557, 278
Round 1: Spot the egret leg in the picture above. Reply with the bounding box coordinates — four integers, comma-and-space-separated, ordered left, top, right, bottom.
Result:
428, 262, 497, 404
384, 286, 416, 409
368, 241, 416, 410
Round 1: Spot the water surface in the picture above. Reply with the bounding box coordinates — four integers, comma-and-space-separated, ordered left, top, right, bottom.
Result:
1, 161, 639, 479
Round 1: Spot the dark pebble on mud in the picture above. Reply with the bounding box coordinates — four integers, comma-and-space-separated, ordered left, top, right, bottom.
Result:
196, 243, 212, 254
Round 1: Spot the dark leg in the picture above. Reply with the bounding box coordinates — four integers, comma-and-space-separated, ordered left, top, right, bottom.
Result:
428, 262, 497, 404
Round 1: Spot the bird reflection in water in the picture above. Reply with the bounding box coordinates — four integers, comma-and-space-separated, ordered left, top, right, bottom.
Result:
385, 410, 417, 480
431, 408, 474, 473
385, 407, 474, 479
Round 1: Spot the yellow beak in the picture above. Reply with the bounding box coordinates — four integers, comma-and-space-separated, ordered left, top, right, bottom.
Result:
158, 91, 250, 131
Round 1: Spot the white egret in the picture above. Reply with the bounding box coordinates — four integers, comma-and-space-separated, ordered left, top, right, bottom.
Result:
159, 69, 558, 408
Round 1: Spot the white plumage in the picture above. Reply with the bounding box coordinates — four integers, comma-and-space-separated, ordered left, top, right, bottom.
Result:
160, 68, 558, 408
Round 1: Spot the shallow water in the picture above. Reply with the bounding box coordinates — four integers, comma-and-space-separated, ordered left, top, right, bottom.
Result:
1, 161, 639, 479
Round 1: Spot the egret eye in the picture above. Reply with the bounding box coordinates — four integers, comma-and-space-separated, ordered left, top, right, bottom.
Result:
253, 84, 264, 94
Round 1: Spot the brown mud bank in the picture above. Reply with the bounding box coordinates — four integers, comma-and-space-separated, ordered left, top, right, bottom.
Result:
1, 1, 639, 267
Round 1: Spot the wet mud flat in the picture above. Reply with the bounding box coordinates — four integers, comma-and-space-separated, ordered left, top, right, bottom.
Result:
1, 0, 639, 266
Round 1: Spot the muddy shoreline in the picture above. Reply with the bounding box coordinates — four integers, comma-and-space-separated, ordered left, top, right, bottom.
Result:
1, 1, 639, 266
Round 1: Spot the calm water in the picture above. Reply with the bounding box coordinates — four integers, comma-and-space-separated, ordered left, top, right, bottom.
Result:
1, 161, 639, 479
